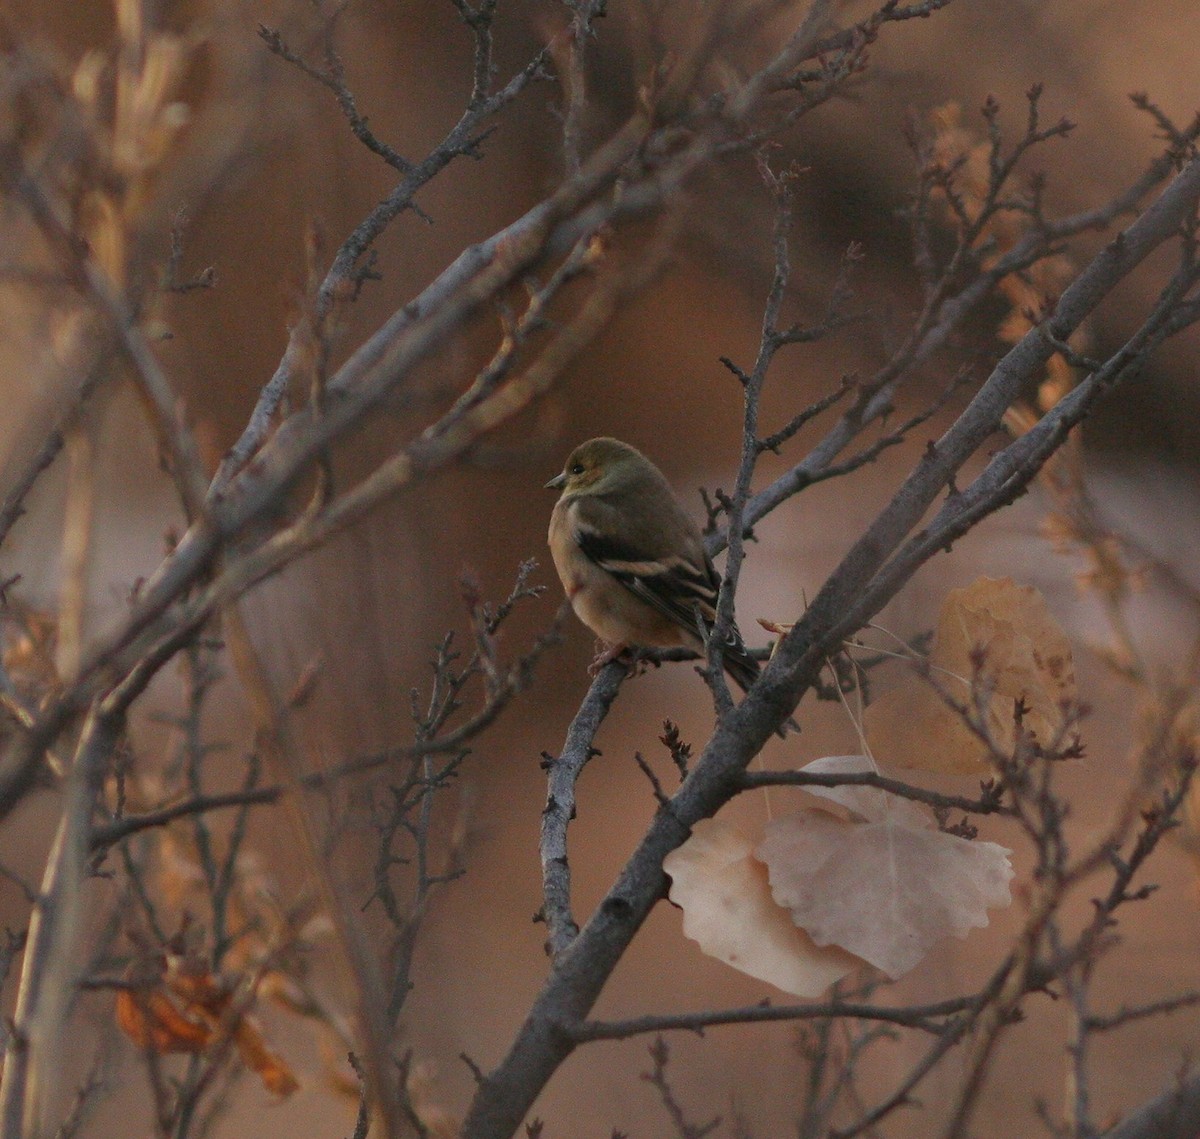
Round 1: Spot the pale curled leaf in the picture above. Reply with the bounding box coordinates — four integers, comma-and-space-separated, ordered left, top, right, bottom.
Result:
797, 755, 929, 827
864, 576, 1077, 773
663, 817, 859, 998
758, 810, 1014, 979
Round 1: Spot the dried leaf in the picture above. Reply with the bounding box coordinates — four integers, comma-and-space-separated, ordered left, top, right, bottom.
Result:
115, 987, 211, 1054
167, 963, 299, 1097
927, 103, 1080, 409
233, 1018, 300, 1098
117, 954, 299, 1096
795, 755, 928, 827
664, 817, 859, 998
758, 807, 1013, 978
407, 1061, 460, 1138
863, 686, 990, 774
864, 577, 1077, 772
165, 957, 231, 1014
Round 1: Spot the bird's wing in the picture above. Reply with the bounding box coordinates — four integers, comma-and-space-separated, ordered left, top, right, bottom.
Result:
570, 500, 762, 691
573, 516, 719, 636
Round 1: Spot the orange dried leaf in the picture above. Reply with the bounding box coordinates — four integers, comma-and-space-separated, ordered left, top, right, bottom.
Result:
119, 956, 298, 1096
663, 817, 859, 998
234, 1018, 299, 1098
166, 961, 230, 1015
115, 987, 212, 1054
170, 964, 298, 1097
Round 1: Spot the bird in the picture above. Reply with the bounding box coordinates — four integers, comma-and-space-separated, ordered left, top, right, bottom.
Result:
546, 436, 763, 691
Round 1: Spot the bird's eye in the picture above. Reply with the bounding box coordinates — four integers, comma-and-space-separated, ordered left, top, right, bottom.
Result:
570, 463, 585, 475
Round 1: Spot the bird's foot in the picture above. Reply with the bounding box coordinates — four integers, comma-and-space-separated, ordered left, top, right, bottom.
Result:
588, 641, 627, 676
588, 641, 650, 677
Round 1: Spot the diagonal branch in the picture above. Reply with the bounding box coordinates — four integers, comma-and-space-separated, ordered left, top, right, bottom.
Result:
459, 149, 1200, 1139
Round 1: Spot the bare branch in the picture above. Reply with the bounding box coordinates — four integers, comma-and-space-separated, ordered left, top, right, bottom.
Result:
539, 662, 626, 958
568, 994, 976, 1042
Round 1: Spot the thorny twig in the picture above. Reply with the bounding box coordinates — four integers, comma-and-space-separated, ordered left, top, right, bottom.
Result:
641, 1038, 721, 1139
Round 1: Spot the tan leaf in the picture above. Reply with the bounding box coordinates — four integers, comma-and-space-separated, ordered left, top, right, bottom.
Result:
407, 1061, 460, 1138
863, 685, 992, 774
663, 817, 859, 998
864, 576, 1077, 772
758, 808, 1013, 978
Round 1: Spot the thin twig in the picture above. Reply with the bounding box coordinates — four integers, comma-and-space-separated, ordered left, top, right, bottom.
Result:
567, 994, 975, 1042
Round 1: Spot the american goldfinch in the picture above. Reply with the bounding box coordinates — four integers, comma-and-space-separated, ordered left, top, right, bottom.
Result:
546, 436, 762, 690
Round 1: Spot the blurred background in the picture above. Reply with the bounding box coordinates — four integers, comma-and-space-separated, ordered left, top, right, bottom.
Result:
1, 0, 1199, 1135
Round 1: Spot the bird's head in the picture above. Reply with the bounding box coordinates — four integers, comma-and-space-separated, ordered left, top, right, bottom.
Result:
545, 437, 648, 498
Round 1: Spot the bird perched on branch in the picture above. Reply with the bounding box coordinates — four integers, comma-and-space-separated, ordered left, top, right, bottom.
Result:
546, 436, 763, 691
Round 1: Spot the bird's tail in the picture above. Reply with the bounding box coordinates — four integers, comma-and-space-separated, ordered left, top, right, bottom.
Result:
716, 626, 797, 736
720, 630, 762, 694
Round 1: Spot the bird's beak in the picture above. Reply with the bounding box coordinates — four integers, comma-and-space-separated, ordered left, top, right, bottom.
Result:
545, 472, 567, 490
